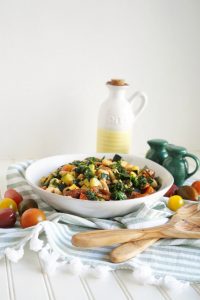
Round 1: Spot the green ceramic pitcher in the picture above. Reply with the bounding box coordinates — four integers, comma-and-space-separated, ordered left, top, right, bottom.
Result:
162, 144, 200, 186
146, 139, 168, 165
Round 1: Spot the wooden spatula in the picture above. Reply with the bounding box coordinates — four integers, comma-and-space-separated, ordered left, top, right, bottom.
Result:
110, 204, 198, 263
72, 204, 200, 248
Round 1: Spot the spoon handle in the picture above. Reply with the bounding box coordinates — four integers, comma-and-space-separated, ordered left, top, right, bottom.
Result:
72, 225, 169, 248
110, 238, 159, 263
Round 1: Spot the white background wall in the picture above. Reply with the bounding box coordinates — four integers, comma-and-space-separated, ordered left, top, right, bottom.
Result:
0, 0, 199, 159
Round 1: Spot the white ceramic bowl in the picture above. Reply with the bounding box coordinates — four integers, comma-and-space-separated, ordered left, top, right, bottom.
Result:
25, 153, 174, 218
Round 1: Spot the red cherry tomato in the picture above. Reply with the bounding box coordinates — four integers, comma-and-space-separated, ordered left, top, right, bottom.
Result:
0, 208, 16, 228
0, 198, 18, 212
164, 184, 178, 197
20, 208, 46, 228
4, 189, 23, 206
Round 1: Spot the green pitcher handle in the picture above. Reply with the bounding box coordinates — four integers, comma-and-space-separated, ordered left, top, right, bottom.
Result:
183, 153, 200, 179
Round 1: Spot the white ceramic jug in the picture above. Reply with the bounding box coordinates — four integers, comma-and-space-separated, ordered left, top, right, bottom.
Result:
96, 79, 148, 153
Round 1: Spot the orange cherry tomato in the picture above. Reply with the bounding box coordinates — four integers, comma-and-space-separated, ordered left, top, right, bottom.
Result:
191, 181, 200, 195
20, 208, 46, 228
0, 198, 18, 212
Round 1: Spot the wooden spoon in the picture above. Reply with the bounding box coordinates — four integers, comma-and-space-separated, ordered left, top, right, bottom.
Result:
110, 238, 158, 263
72, 204, 200, 248
110, 203, 198, 263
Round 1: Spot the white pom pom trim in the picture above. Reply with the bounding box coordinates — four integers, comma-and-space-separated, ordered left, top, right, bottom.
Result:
39, 244, 65, 275
67, 258, 84, 275
131, 264, 189, 291
30, 225, 44, 251
91, 265, 111, 279
132, 265, 156, 285
5, 246, 24, 263
160, 275, 189, 291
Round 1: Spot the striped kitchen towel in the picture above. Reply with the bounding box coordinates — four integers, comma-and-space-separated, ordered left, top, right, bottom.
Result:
3, 161, 200, 287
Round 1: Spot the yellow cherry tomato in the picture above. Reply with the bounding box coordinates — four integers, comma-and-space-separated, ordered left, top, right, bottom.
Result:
167, 195, 184, 211
0, 198, 18, 212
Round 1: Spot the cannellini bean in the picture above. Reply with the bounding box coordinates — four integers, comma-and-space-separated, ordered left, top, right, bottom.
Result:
46, 187, 62, 195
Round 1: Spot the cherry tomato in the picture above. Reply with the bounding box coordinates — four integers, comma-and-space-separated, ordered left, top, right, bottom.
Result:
191, 181, 200, 195
4, 189, 23, 206
167, 195, 184, 211
164, 184, 178, 197
0, 198, 18, 212
0, 208, 16, 228
18, 199, 38, 216
20, 208, 46, 228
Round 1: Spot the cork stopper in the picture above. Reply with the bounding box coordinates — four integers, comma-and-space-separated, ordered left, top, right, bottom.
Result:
107, 79, 128, 86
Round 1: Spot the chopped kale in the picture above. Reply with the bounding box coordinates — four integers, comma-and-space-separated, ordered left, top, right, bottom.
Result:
75, 161, 95, 180
86, 190, 98, 200
57, 182, 67, 192
85, 157, 103, 163
75, 164, 87, 174
131, 176, 139, 188
111, 190, 127, 200
112, 161, 123, 172
112, 161, 130, 180
137, 176, 148, 189
124, 186, 133, 197
131, 175, 148, 189
84, 167, 94, 180
110, 181, 125, 193
73, 178, 81, 186
147, 177, 154, 184
71, 160, 82, 166
119, 172, 130, 180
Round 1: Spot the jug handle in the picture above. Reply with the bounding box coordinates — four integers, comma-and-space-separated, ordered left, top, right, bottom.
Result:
183, 153, 200, 179
128, 91, 148, 120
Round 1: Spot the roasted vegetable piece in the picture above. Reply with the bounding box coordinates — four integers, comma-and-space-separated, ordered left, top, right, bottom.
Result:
113, 154, 122, 162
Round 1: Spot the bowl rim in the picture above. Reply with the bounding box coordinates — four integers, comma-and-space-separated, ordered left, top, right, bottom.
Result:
25, 153, 174, 204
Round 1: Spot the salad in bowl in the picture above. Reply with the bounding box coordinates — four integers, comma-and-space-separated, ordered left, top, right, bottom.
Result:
39, 154, 161, 201
25, 153, 173, 218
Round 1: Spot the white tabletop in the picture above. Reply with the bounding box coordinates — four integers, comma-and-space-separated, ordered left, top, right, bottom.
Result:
0, 158, 200, 300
